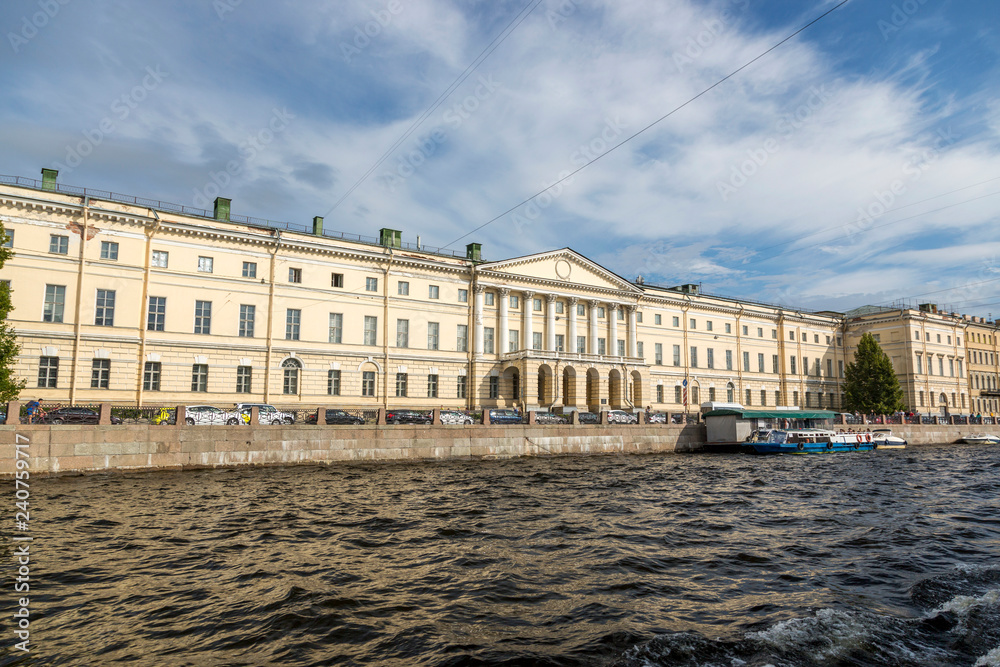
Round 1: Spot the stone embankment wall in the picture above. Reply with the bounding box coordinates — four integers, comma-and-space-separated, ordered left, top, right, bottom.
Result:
2, 423, 997, 477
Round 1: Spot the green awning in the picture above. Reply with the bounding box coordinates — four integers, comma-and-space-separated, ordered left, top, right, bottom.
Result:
703, 409, 836, 419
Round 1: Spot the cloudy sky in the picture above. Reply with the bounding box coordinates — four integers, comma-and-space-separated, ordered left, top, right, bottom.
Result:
2, 0, 999, 316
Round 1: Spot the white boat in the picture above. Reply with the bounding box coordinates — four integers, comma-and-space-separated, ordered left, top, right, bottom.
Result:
960, 433, 1000, 444
871, 428, 907, 449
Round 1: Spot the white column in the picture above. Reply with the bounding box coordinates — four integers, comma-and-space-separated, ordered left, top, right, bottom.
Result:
588, 299, 600, 355
473, 285, 484, 356
627, 305, 638, 358
546, 294, 557, 351
523, 290, 535, 352
498, 288, 510, 354
608, 303, 620, 357
568, 297, 578, 354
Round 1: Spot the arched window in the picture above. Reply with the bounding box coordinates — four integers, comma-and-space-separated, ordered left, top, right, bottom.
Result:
282, 358, 302, 395
727, 382, 734, 403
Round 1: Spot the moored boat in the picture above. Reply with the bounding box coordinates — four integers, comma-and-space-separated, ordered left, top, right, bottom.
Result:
960, 433, 1000, 444
744, 428, 877, 454
871, 428, 907, 449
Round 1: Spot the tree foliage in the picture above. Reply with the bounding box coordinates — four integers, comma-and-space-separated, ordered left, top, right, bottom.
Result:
0, 222, 26, 402
843, 332, 905, 414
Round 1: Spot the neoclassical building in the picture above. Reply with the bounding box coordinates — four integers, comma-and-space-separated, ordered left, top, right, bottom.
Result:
0, 169, 981, 413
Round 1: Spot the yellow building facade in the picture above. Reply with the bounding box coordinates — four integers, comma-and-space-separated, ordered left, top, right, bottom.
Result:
965, 317, 1000, 415
0, 171, 975, 413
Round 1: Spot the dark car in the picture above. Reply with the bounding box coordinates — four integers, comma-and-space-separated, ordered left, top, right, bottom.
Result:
306, 409, 365, 425
576, 411, 599, 424
534, 411, 568, 424
489, 409, 523, 424
385, 410, 432, 424
40, 407, 122, 425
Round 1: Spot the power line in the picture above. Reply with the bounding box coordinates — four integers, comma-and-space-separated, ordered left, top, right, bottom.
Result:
444, 0, 851, 248
324, 0, 544, 217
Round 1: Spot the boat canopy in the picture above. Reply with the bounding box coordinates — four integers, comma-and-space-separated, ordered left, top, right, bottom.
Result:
702, 409, 836, 419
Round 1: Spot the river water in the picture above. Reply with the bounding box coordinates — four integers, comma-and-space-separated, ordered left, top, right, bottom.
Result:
4, 443, 1000, 666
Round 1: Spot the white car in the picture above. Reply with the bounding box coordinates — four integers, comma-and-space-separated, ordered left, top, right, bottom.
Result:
182, 405, 248, 426
607, 410, 638, 424
440, 410, 473, 425
233, 403, 296, 425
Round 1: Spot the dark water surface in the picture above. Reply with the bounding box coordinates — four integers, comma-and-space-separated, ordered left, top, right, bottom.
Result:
4, 444, 1000, 666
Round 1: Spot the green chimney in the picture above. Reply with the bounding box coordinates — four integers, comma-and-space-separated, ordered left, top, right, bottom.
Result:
41, 168, 58, 191
312, 216, 324, 236
213, 197, 231, 221
379, 228, 401, 248
466, 242, 482, 262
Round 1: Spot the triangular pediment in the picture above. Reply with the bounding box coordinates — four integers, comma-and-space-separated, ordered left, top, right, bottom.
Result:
477, 248, 640, 294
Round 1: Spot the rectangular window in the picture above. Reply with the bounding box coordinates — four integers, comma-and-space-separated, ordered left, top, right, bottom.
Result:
152, 250, 168, 267
100, 241, 119, 260
814, 334, 820, 343
636, 341, 643, 357
743, 351, 750, 371
805, 391, 811, 408
534, 298, 542, 312
746, 389, 752, 406
657, 385, 664, 403
793, 391, 799, 406
458, 289, 468, 303
726, 350, 733, 370
49, 234, 68, 254
673, 344, 681, 366
757, 327, 763, 338
236, 366, 252, 393
772, 329, 777, 339
577, 303, 585, 316
938, 357, 944, 376
557, 301, 565, 314
194, 300, 212, 334
827, 359, 833, 377
706, 348, 714, 369
949, 358, 954, 377
690, 346, 698, 368
328, 370, 341, 396
690, 318, 696, 329
706, 321, 713, 331
509, 330, 519, 352
672, 316, 679, 327
329, 313, 342, 343
362, 371, 375, 397
288, 268, 302, 283
484, 327, 495, 354
38, 356, 59, 388
191, 364, 208, 392
838, 360, 844, 377
429, 285, 439, 299
95, 289, 115, 326
936, 334, 941, 343
760, 390, 767, 406
743, 325, 749, 336
395, 373, 408, 397
239, 305, 255, 338
598, 338, 606, 355
147, 296, 166, 331
242, 261, 257, 278
457, 375, 467, 399
142, 361, 160, 391
675, 386, 682, 403
485, 292, 494, 306
577, 336, 586, 353
533, 332, 542, 350
398, 281, 409, 295
457, 324, 468, 352
198, 256, 213, 273
775, 390, 782, 406
599, 307, 606, 318
655, 343, 663, 365
725, 323, 731, 334
803, 357, 810, 375
773, 355, 779, 374
655, 314, 662, 325
43, 284, 66, 323
758, 353, 764, 373
617, 339, 625, 356
1, 229, 11, 248
428, 322, 439, 350
331, 272, 343, 287
285, 309, 300, 340
427, 374, 439, 398
489, 376, 499, 399
91, 359, 110, 389
364, 316, 378, 346
366, 277, 378, 292
691, 386, 700, 405
396, 319, 409, 347
790, 356, 797, 374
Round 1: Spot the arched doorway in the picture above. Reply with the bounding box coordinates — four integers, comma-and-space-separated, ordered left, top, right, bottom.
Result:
563, 366, 577, 408
608, 369, 623, 409
630, 370, 643, 408
939, 392, 948, 414
537, 364, 555, 406
586, 368, 601, 411
281, 358, 302, 396
503, 366, 520, 407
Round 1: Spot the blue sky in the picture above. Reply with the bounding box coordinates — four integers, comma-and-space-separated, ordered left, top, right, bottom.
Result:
1, 0, 998, 317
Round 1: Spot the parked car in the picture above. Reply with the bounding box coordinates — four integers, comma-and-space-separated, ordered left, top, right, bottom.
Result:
39, 407, 123, 425
182, 405, 248, 426
440, 410, 473, 425
151, 408, 176, 425
0, 409, 5, 424
534, 411, 568, 424
577, 411, 599, 424
385, 409, 432, 424
646, 412, 667, 424
305, 409, 365, 425
488, 409, 522, 424
607, 410, 638, 424
234, 403, 295, 425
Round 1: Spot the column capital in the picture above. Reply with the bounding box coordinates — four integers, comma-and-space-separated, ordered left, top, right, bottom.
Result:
474, 284, 486, 294
523, 290, 535, 299
588, 299, 600, 309
545, 293, 558, 303
498, 287, 511, 297
624, 304, 637, 314
568, 296, 579, 305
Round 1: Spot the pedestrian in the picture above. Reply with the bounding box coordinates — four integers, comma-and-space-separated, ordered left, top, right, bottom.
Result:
26, 398, 42, 424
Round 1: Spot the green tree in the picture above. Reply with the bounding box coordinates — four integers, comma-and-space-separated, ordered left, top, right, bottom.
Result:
0, 222, 26, 401
843, 332, 905, 415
